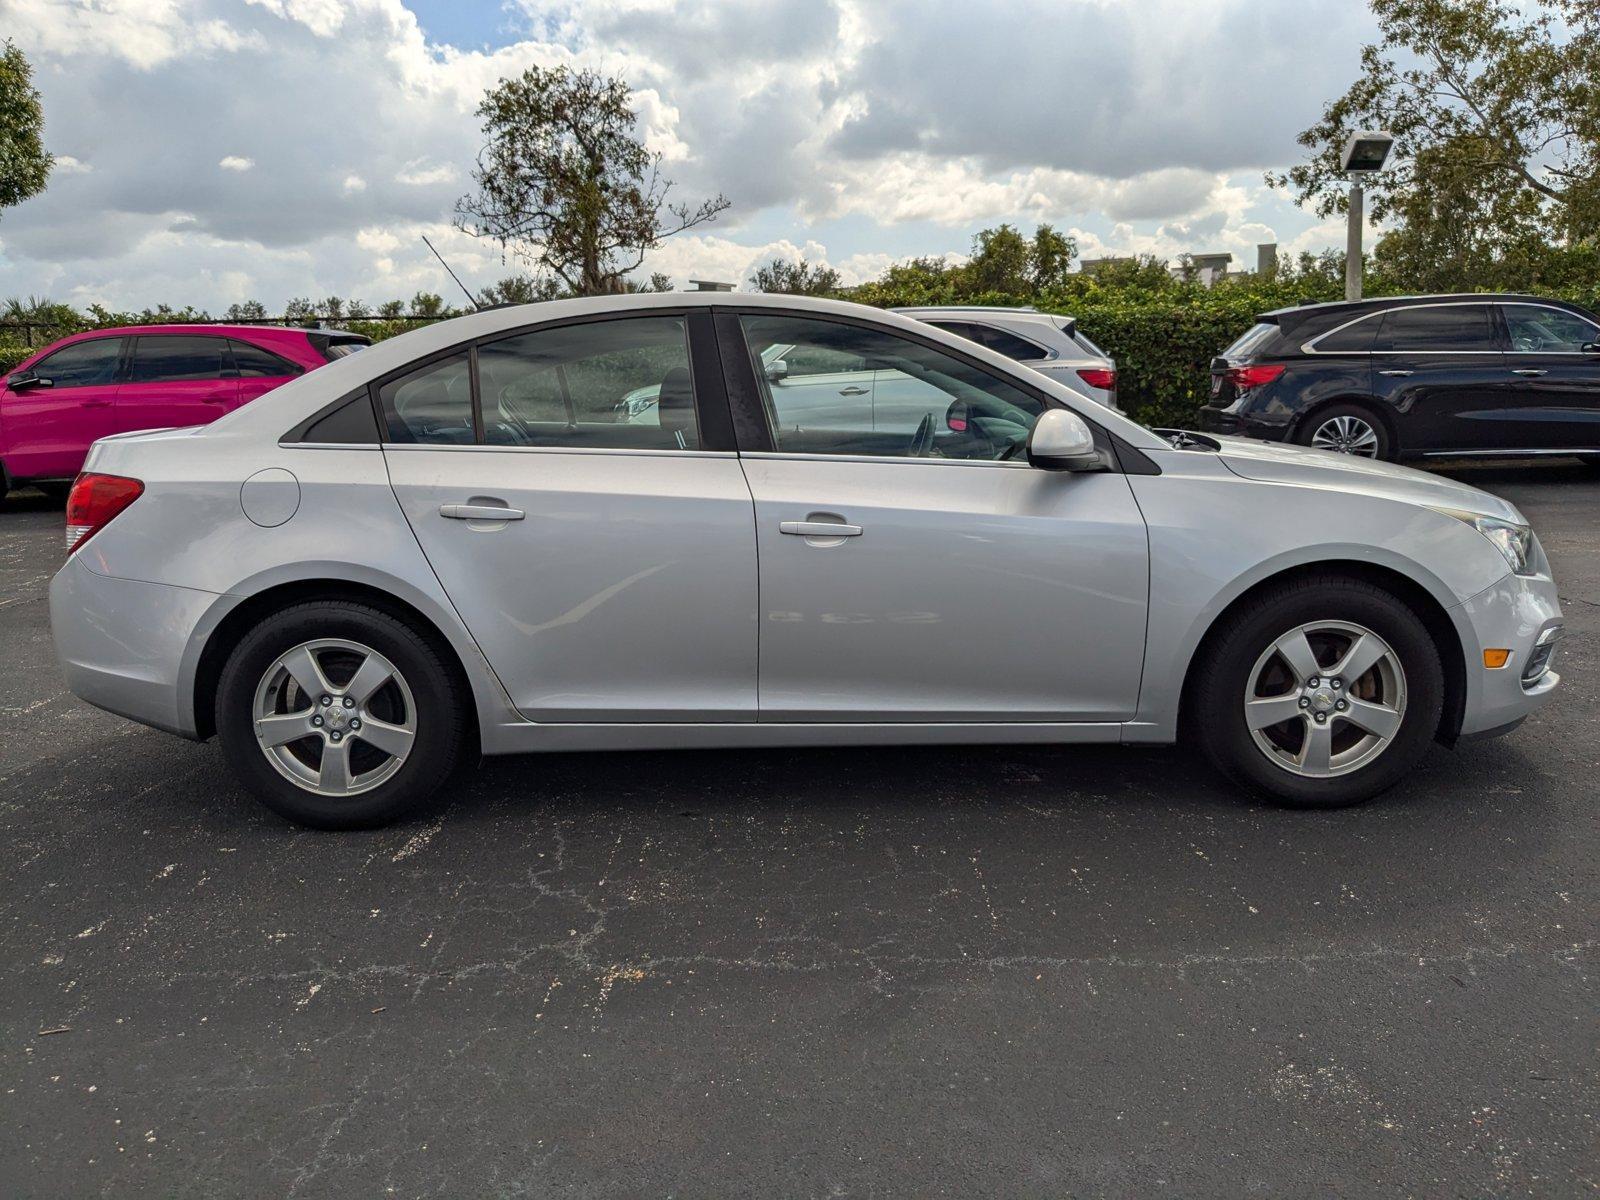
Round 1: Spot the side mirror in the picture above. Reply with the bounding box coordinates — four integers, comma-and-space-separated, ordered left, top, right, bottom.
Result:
1027, 409, 1103, 472
7, 370, 49, 391
764, 359, 789, 383
1582, 342, 1600, 355
945, 400, 969, 432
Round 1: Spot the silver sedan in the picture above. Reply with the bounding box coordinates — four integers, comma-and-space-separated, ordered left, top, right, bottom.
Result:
50, 294, 1564, 828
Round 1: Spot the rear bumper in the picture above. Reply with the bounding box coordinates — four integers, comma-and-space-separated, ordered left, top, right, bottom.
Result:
1195, 407, 1290, 441
50, 556, 216, 738
1454, 571, 1564, 739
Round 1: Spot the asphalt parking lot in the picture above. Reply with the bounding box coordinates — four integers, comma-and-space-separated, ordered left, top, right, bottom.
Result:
1, 462, 1595, 1197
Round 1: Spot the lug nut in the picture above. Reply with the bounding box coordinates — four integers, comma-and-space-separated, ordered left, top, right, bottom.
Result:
311, 715, 323, 727
1336, 699, 1348, 711
342, 696, 354, 708
351, 719, 362, 730
1314, 712, 1327, 724
329, 731, 342, 743
320, 695, 332, 706
1307, 676, 1320, 688
1330, 678, 1342, 690
1298, 697, 1310, 709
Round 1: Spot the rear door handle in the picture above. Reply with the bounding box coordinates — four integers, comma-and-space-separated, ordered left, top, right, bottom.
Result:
1511, 368, 1547, 377
780, 520, 862, 537
837, 386, 869, 396
1378, 369, 1414, 377
440, 503, 525, 521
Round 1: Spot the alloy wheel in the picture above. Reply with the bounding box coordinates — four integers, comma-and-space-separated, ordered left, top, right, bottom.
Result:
1243, 620, 1407, 778
251, 638, 417, 797
1309, 414, 1381, 457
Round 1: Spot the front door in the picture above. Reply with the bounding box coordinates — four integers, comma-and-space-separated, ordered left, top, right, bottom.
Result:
116, 335, 239, 434
1497, 303, 1600, 450
725, 312, 1149, 723
380, 313, 758, 723
0, 335, 125, 480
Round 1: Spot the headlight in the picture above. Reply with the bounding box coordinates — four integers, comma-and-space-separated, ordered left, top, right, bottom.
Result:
1432, 508, 1537, 576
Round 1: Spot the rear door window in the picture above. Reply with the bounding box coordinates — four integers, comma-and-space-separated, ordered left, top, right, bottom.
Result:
377, 352, 475, 444
229, 339, 302, 377
129, 336, 230, 382
926, 320, 1045, 362
1371, 305, 1498, 352
30, 337, 124, 388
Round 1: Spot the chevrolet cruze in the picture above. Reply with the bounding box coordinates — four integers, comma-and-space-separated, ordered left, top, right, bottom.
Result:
49, 294, 1564, 828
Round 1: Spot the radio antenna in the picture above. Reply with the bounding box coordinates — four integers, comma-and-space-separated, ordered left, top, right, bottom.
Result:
422, 234, 480, 311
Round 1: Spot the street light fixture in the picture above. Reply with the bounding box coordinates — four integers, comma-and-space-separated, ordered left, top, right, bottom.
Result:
1338, 130, 1394, 302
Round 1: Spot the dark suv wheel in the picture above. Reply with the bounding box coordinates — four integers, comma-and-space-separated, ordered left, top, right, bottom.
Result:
1191, 574, 1444, 808
216, 600, 466, 829
1297, 404, 1391, 460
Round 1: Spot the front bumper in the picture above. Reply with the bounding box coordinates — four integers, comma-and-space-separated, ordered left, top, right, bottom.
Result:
50, 556, 218, 738
1454, 570, 1564, 739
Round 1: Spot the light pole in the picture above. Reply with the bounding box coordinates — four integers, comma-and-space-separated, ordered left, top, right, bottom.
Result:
1338, 131, 1395, 302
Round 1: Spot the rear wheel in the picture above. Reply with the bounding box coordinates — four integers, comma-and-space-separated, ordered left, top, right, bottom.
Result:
1298, 404, 1391, 460
1191, 575, 1444, 808
216, 601, 465, 829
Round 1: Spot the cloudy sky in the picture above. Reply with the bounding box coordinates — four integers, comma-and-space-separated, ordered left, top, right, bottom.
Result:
0, 0, 1381, 312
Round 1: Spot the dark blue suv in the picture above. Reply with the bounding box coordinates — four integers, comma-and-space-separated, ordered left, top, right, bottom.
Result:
1198, 294, 1600, 465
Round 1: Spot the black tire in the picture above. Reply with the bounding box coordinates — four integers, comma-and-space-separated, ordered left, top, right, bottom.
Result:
1296, 403, 1393, 461
1190, 574, 1444, 809
215, 600, 465, 829
35, 481, 72, 503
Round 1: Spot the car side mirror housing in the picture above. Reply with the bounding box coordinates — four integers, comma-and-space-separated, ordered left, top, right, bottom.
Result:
1582, 342, 1600, 355
764, 359, 789, 383
7, 370, 49, 391
1027, 409, 1103, 472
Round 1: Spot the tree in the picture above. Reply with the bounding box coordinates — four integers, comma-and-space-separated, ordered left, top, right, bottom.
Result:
0, 40, 52, 217
1270, 0, 1600, 288
963, 223, 1078, 295
478, 273, 562, 306
224, 300, 268, 322
748, 257, 840, 295
456, 65, 730, 296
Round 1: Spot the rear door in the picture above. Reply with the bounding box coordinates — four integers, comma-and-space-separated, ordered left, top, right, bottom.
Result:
1497, 303, 1600, 449
0, 336, 125, 479
1367, 303, 1507, 451
116, 335, 239, 433
380, 312, 758, 723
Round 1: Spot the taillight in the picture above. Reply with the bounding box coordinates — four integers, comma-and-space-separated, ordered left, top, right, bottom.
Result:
65, 473, 144, 553
1226, 364, 1286, 390
1077, 367, 1117, 391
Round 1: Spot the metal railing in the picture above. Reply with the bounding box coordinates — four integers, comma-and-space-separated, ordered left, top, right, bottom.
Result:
0, 313, 458, 348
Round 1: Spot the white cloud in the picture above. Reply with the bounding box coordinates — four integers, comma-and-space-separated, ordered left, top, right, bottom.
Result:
0, 0, 1374, 310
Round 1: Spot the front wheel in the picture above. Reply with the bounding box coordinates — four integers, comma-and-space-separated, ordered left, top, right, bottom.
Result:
216, 601, 466, 829
1191, 576, 1444, 808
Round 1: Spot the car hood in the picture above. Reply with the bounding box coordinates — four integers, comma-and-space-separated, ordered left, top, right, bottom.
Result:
1210, 435, 1525, 524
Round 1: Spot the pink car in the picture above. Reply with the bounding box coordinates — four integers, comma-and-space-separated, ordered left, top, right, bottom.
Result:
1, 325, 369, 496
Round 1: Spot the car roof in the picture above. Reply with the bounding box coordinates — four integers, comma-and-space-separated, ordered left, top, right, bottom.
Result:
53, 323, 315, 338
1261, 293, 1590, 321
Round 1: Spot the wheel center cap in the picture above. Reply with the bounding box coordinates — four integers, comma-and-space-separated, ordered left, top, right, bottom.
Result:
326, 706, 351, 730
1309, 688, 1336, 713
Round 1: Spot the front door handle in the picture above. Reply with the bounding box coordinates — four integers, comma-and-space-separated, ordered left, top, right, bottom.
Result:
837, 386, 869, 396
1511, 368, 1548, 377
780, 520, 863, 537
440, 503, 525, 521
1378, 369, 1414, 377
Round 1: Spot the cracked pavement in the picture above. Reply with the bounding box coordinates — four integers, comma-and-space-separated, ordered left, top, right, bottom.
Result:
1, 461, 1596, 1197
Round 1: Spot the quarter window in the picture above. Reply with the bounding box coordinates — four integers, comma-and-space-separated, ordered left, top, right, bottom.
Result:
1371, 305, 1497, 352
477, 316, 698, 450
1313, 315, 1379, 352
129, 336, 229, 383
739, 314, 1046, 461
1502, 305, 1598, 353
377, 352, 475, 444
30, 338, 123, 388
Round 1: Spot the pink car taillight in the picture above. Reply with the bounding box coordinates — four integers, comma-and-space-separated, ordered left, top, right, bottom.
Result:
65, 473, 144, 553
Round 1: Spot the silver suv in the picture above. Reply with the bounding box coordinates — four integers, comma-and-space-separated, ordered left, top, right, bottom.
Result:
895, 305, 1119, 411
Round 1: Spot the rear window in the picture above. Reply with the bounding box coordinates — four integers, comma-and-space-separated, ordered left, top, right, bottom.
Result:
129, 336, 229, 383
1222, 323, 1280, 358
1372, 304, 1496, 352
